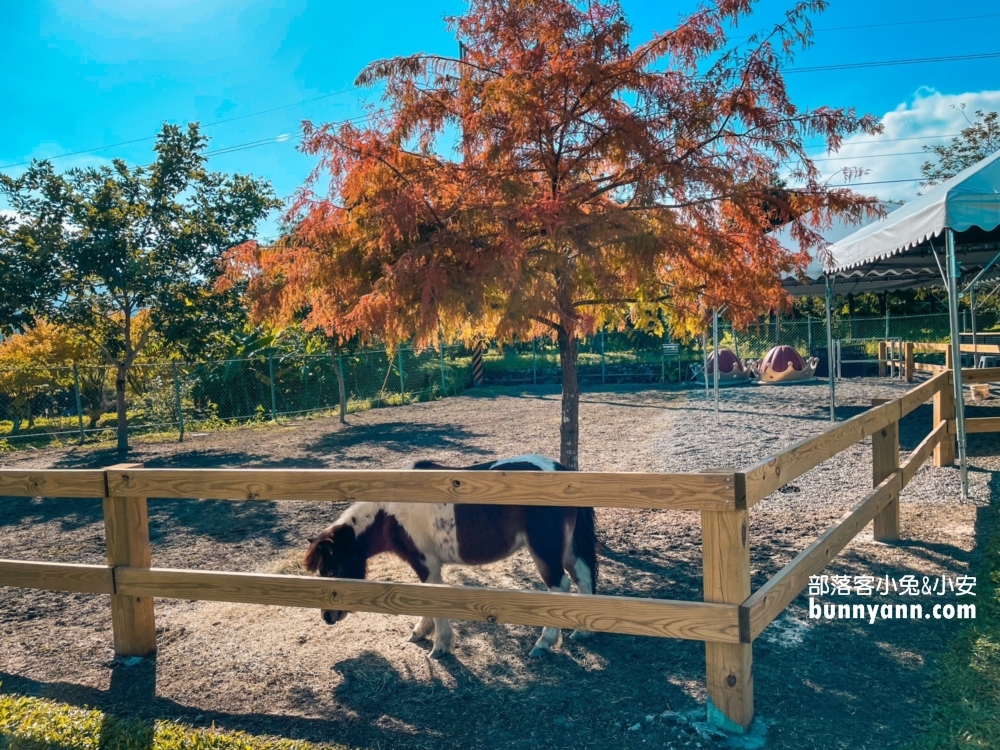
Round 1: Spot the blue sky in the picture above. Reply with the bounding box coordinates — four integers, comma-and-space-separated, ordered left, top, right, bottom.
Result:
2, 0, 999, 238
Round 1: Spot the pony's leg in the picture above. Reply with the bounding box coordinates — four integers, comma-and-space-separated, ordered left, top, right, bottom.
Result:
429, 617, 454, 660
529, 574, 570, 657
527, 523, 571, 657
419, 563, 454, 659
409, 616, 435, 642
566, 555, 595, 641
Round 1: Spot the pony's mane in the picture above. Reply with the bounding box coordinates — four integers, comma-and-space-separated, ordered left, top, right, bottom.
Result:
303, 531, 329, 572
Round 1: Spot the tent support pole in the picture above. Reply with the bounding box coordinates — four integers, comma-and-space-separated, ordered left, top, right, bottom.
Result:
825, 275, 836, 422
971, 287, 978, 365
946, 229, 970, 499
713, 308, 720, 421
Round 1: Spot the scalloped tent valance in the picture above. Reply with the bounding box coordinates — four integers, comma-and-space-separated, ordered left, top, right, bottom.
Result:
829, 149, 1000, 274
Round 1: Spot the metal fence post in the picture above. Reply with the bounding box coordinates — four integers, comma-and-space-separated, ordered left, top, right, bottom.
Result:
73, 363, 85, 444
268, 356, 278, 421
398, 348, 406, 397
439, 345, 447, 395
532, 338, 537, 385
601, 332, 606, 384
172, 362, 185, 442
885, 309, 890, 340
807, 317, 812, 350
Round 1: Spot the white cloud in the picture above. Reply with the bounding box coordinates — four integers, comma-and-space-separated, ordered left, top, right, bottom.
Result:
816, 88, 1000, 202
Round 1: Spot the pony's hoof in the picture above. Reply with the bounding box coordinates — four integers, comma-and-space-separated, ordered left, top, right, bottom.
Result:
569, 629, 594, 641
429, 647, 451, 660
528, 646, 550, 658
409, 632, 427, 643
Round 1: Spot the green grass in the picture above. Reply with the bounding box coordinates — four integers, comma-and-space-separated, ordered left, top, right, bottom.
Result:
908, 503, 1000, 749
0, 691, 352, 750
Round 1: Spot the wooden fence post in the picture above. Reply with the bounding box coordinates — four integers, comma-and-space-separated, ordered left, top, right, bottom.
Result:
103, 463, 156, 656
872, 405, 900, 541
904, 342, 914, 382
878, 341, 887, 377
703, 507, 752, 732
934, 372, 956, 467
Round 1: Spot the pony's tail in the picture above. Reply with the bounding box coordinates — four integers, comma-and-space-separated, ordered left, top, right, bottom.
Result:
572, 507, 599, 595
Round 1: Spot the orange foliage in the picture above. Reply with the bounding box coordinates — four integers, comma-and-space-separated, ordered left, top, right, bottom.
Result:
221, 0, 883, 466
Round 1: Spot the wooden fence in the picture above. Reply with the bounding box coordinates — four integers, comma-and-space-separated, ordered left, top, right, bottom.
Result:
0, 366, 993, 733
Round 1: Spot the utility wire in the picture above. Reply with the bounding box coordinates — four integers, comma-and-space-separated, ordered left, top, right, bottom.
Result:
811, 12, 1000, 34
0, 85, 361, 170
785, 51, 1000, 74
812, 150, 927, 163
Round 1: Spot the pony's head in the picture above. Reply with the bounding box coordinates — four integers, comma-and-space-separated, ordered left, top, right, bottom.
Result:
303, 524, 367, 625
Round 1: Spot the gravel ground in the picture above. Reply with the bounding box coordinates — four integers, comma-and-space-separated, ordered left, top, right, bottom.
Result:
0, 377, 996, 750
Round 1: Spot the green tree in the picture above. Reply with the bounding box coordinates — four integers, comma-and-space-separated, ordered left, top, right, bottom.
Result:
921, 108, 1000, 186
0, 123, 280, 453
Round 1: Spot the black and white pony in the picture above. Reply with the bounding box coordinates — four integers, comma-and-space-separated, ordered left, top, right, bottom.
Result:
303, 454, 598, 658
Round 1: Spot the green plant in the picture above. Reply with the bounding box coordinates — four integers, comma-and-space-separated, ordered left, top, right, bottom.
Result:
908, 504, 1000, 749
0, 689, 352, 750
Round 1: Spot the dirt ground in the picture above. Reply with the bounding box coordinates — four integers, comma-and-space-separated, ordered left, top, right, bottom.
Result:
0, 380, 996, 749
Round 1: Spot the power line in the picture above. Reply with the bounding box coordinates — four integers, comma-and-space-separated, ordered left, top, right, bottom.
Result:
785, 51, 1000, 74
811, 150, 926, 163
804, 133, 960, 155
203, 114, 374, 158
826, 177, 923, 187
0, 85, 361, 170
812, 12, 1000, 34
733, 11, 1000, 41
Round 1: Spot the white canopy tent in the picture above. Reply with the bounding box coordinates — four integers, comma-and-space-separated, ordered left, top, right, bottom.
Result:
827, 149, 1000, 498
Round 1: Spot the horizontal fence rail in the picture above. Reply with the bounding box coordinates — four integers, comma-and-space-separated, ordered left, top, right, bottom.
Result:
0, 560, 114, 594
113, 567, 742, 643
0, 470, 108, 498
105, 467, 740, 510
741, 470, 903, 641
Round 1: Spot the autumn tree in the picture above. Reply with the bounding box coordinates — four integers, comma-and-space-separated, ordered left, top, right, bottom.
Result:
0, 320, 90, 434
1, 123, 279, 453
224, 0, 880, 469
922, 108, 1000, 186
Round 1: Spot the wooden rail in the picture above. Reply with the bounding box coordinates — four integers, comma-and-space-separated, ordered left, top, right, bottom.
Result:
918, 342, 1000, 355
957, 366, 1000, 384
0, 350, 984, 734
741, 471, 902, 640
948, 417, 1000, 434
0, 470, 107, 498
901, 421, 947, 486
0, 560, 114, 594
740, 400, 900, 506
104, 467, 740, 511
113, 567, 741, 643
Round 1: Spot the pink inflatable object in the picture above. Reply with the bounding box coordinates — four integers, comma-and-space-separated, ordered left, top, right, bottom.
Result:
706, 349, 751, 382
753, 345, 818, 384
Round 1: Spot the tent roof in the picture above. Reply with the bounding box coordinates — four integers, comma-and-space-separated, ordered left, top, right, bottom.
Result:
775, 203, 922, 297
829, 149, 1000, 273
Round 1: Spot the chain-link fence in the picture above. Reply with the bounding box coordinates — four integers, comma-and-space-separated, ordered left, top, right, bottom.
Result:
0, 346, 471, 448
2, 311, 995, 448
479, 330, 702, 387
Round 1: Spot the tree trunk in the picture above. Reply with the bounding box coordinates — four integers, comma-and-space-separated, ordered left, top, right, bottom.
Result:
557, 325, 580, 470
115, 363, 128, 455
